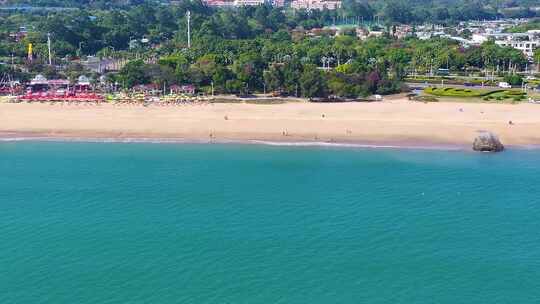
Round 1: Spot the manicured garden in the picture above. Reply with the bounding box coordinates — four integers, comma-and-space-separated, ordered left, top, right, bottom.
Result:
424, 87, 527, 103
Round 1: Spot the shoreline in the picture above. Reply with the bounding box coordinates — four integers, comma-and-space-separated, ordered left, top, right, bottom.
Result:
0, 131, 524, 151
0, 135, 470, 151
3, 133, 540, 151
2, 99, 540, 150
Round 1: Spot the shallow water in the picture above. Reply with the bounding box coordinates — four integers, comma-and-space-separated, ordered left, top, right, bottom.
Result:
1, 142, 539, 303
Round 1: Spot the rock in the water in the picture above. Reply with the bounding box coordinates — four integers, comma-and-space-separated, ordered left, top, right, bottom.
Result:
473, 132, 504, 152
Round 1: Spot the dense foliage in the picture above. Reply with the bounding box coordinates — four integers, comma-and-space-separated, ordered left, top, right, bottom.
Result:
3, 0, 539, 23
0, 1, 531, 98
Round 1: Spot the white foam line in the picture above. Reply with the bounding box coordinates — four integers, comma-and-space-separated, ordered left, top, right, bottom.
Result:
0, 136, 471, 151
247, 140, 465, 151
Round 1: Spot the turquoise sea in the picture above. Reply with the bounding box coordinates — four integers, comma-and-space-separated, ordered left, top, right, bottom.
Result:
1, 142, 539, 303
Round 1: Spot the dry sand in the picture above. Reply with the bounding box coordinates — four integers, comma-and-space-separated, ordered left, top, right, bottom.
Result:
1, 97, 540, 148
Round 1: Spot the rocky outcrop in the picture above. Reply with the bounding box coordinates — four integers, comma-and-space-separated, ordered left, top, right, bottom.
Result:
473, 132, 504, 152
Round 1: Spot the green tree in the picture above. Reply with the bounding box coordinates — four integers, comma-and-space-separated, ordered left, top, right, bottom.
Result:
300, 64, 326, 98
503, 74, 523, 86
118, 59, 148, 88
264, 64, 284, 93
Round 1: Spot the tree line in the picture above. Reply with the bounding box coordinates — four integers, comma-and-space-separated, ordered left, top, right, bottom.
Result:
0, 0, 531, 98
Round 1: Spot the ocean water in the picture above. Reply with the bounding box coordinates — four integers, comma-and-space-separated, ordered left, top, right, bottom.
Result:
1, 142, 539, 303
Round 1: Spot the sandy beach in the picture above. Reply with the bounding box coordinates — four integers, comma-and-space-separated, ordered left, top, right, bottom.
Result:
1, 96, 540, 148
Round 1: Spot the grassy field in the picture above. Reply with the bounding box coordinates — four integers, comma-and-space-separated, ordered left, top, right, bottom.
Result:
424, 87, 527, 104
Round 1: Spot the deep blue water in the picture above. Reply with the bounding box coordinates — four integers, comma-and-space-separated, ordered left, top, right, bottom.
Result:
1, 142, 539, 303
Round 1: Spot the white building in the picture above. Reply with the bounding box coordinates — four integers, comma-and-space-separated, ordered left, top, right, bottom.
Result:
459, 29, 540, 58
471, 33, 489, 44
355, 28, 385, 40
495, 37, 538, 58
447, 36, 473, 47
415, 31, 445, 40
477, 31, 540, 58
